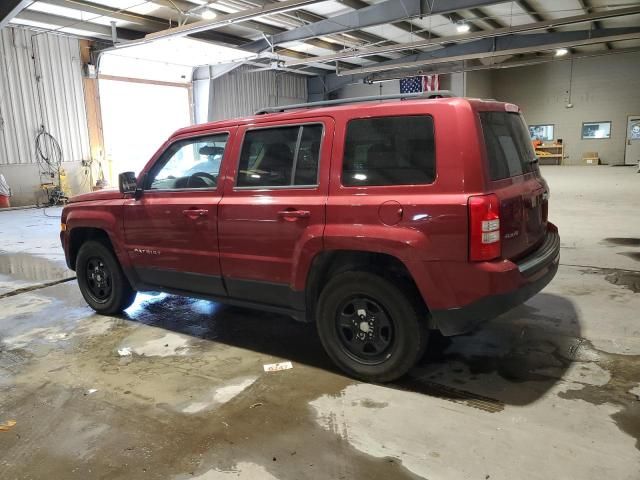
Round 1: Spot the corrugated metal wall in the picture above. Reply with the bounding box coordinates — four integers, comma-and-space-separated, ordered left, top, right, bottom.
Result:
0, 27, 89, 165
198, 65, 307, 122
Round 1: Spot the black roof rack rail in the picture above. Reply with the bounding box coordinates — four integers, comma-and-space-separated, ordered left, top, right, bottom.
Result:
255, 90, 455, 115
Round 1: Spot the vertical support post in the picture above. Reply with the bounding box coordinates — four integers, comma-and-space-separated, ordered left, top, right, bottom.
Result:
110, 21, 118, 45
79, 40, 106, 190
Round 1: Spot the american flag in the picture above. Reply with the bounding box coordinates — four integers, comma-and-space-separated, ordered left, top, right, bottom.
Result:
399, 74, 440, 93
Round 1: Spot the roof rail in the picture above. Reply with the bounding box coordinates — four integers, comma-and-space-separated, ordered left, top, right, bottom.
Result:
255, 90, 455, 115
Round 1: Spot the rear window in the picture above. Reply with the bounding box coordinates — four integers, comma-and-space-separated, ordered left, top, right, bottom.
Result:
480, 111, 536, 180
342, 115, 435, 187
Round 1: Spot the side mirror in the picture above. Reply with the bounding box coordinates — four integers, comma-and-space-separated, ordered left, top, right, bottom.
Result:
119, 172, 137, 194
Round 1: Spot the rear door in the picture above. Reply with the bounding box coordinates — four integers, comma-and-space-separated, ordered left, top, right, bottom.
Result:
218, 118, 332, 308
478, 110, 548, 260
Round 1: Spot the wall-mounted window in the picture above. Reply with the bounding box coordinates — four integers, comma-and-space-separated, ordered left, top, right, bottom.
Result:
582, 121, 611, 139
528, 124, 554, 141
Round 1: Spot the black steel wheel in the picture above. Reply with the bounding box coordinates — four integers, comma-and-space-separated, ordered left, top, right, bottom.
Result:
76, 240, 136, 314
316, 271, 428, 383
336, 296, 395, 365
85, 256, 112, 303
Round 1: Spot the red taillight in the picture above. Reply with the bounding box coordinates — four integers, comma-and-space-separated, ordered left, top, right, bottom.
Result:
469, 194, 501, 261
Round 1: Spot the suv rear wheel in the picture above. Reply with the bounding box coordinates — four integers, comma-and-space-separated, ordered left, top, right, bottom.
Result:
316, 271, 428, 382
76, 240, 136, 314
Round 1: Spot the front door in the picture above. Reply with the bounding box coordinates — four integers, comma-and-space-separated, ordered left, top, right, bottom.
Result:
218, 119, 332, 308
625, 115, 640, 166
123, 130, 234, 296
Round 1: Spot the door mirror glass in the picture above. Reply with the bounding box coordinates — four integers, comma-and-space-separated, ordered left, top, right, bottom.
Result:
119, 171, 137, 194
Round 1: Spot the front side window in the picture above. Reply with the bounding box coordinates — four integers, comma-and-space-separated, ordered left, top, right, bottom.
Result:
342, 115, 435, 187
147, 134, 228, 190
237, 124, 323, 188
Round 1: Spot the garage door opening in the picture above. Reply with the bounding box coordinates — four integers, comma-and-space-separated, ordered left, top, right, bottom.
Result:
99, 78, 191, 181
97, 36, 252, 183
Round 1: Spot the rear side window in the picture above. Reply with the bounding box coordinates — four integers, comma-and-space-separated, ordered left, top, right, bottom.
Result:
342, 115, 435, 187
237, 124, 323, 188
480, 112, 536, 180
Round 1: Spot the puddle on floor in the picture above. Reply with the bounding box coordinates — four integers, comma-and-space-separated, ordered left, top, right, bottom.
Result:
0, 252, 71, 283
605, 271, 640, 293
557, 340, 640, 450
602, 237, 640, 247
619, 252, 640, 262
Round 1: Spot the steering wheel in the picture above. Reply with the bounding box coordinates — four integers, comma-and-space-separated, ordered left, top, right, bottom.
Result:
187, 172, 217, 188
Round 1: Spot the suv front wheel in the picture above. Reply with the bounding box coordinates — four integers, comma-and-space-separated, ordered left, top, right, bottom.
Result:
76, 240, 137, 315
316, 271, 428, 382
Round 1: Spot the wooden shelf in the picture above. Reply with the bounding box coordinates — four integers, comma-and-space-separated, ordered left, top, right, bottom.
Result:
535, 144, 564, 165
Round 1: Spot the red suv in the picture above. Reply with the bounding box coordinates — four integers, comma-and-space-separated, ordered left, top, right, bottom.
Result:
61, 93, 559, 382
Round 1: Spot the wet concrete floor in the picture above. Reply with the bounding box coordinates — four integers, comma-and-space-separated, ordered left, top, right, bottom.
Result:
1, 167, 639, 479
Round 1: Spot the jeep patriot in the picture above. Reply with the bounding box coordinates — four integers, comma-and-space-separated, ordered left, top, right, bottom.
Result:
60, 93, 560, 382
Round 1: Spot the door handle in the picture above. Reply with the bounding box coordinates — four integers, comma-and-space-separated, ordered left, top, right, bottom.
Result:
182, 209, 209, 219
277, 209, 311, 220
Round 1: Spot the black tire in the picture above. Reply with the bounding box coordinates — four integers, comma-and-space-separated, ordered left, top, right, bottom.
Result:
316, 271, 428, 383
76, 240, 136, 314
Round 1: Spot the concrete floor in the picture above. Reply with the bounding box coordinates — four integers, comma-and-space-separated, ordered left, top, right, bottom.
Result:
0, 165, 639, 479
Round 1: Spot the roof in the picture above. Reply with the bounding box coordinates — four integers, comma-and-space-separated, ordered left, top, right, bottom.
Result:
169, 95, 509, 138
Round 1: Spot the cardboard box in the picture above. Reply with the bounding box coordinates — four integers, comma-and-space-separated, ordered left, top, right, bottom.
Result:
582, 152, 599, 165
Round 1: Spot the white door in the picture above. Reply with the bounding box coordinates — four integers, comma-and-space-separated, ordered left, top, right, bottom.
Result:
625, 115, 640, 165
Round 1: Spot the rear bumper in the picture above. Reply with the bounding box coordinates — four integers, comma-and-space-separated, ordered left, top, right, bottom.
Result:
431, 224, 560, 336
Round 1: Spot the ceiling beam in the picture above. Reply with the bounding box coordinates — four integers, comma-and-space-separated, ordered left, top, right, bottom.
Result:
14, 10, 145, 40
46, 0, 375, 64
517, 0, 544, 23
255, 0, 405, 45
577, 0, 612, 50
243, 0, 509, 52
363, 46, 640, 82
335, 0, 440, 41
1, 0, 32, 29
138, 0, 326, 43
150, 0, 387, 64
469, 8, 506, 29
30, 1, 362, 71
320, 27, 640, 91
36, 0, 262, 48
37, 0, 168, 31
284, 5, 640, 67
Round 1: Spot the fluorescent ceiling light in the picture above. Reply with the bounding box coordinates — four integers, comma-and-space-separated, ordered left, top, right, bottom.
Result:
456, 22, 470, 33
555, 48, 569, 56
201, 9, 217, 20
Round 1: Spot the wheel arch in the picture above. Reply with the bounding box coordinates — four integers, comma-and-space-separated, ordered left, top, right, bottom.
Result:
68, 227, 115, 270
304, 250, 433, 326
65, 206, 129, 271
